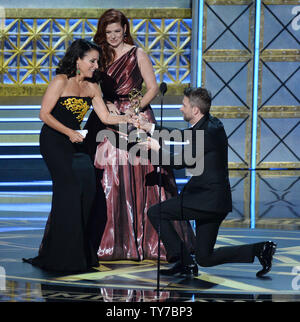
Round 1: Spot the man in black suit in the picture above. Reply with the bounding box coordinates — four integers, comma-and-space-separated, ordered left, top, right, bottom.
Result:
136, 87, 276, 278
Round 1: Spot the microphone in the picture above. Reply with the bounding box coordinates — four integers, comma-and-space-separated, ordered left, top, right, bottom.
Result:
157, 81, 167, 298
159, 82, 167, 96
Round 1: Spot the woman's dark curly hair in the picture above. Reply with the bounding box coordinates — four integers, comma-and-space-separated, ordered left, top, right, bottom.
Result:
56, 39, 101, 81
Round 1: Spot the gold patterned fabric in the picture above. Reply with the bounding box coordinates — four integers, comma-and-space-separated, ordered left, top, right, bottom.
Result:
60, 97, 90, 123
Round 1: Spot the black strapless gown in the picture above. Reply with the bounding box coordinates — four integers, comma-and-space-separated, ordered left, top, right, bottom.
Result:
23, 97, 99, 272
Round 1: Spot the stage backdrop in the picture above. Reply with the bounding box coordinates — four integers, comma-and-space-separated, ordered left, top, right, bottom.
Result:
0, 1, 299, 228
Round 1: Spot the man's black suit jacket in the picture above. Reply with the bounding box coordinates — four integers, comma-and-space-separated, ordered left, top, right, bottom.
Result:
155, 113, 232, 215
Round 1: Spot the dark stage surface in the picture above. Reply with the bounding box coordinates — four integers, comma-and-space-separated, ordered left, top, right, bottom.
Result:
1, 219, 300, 303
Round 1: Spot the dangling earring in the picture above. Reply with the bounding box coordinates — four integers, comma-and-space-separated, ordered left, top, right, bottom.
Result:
123, 32, 127, 42
76, 64, 80, 75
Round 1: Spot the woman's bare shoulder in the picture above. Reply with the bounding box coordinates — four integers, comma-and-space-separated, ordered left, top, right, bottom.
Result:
43, 74, 68, 97
51, 74, 68, 87
85, 81, 102, 99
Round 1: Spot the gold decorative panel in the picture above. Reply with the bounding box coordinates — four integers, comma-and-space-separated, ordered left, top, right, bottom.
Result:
0, 8, 192, 96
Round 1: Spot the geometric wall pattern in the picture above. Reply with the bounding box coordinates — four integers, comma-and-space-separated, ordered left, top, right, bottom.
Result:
198, 0, 299, 225
201, 0, 300, 171
256, 1, 300, 168
202, 1, 255, 170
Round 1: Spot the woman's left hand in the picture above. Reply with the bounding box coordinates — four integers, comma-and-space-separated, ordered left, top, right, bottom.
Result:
106, 102, 120, 115
124, 113, 135, 124
68, 129, 84, 143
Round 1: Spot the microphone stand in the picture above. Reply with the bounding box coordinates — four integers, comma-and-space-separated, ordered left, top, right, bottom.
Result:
156, 82, 167, 300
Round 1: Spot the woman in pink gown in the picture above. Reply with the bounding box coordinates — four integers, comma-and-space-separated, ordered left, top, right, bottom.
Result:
84, 9, 195, 261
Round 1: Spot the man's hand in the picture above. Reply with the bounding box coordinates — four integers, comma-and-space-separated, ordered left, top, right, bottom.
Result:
125, 108, 135, 117
133, 113, 154, 133
138, 137, 160, 152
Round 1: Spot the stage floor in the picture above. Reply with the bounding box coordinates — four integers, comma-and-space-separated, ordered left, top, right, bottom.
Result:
1, 220, 300, 302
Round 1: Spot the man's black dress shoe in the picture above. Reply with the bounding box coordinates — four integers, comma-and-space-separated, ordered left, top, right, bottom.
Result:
256, 241, 277, 278
160, 261, 198, 277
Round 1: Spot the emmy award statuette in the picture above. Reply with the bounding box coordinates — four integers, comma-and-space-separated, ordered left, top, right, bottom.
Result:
128, 88, 145, 143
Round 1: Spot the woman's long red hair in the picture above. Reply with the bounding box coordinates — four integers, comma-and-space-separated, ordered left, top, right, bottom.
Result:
94, 9, 134, 71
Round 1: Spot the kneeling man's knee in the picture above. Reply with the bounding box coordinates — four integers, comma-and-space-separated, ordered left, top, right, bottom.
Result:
196, 255, 212, 267
147, 204, 158, 219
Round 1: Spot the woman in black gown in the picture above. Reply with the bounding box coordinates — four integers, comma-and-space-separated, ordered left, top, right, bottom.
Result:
23, 39, 131, 272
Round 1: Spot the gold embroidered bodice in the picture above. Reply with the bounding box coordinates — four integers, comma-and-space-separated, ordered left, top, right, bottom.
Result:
49, 96, 92, 130
60, 97, 91, 123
